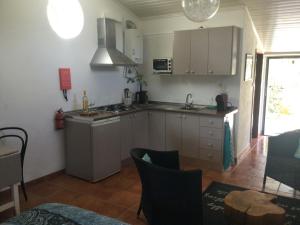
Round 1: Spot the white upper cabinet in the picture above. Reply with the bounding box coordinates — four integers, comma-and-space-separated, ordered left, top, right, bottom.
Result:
208, 27, 239, 75
173, 30, 191, 75
190, 29, 209, 75
173, 26, 240, 76
125, 29, 143, 64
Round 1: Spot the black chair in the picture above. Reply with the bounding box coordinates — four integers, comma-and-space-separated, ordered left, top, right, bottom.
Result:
263, 130, 300, 195
0, 127, 28, 201
131, 148, 203, 225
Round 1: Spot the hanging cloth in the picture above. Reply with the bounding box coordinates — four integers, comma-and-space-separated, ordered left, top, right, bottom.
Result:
223, 121, 233, 170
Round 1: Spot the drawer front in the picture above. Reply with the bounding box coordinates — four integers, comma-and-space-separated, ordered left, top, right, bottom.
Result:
200, 116, 223, 128
200, 127, 223, 139
199, 148, 222, 163
200, 138, 222, 151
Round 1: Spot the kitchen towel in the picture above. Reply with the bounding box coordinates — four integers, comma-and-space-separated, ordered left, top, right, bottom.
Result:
223, 121, 233, 170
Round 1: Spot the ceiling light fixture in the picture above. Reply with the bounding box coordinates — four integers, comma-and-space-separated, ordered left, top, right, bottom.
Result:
47, 0, 84, 39
181, 0, 220, 22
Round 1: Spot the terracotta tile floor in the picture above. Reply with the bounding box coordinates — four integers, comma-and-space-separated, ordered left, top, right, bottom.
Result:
0, 137, 298, 224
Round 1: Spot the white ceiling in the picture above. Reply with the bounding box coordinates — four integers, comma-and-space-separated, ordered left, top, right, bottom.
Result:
117, 0, 300, 52
117, 0, 243, 18
244, 0, 300, 52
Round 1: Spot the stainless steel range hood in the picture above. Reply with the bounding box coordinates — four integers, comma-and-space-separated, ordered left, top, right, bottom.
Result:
90, 18, 137, 67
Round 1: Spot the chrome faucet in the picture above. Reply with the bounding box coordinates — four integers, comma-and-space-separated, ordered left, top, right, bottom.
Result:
185, 93, 193, 109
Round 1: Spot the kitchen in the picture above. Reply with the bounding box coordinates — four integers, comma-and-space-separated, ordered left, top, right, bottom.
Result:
0, 0, 261, 223
0, 0, 260, 183
63, 10, 245, 181
5, 0, 300, 224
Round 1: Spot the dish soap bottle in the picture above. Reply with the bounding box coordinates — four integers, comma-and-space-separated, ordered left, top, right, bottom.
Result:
82, 90, 89, 113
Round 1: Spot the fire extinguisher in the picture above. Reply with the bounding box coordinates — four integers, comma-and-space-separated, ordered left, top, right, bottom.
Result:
55, 108, 64, 130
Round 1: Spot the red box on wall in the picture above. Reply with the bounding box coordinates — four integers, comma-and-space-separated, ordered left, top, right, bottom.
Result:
59, 68, 72, 90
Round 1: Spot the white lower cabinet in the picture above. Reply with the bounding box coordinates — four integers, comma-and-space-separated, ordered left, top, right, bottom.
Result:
121, 114, 133, 160
132, 111, 149, 149
148, 111, 166, 151
120, 110, 230, 170
164, 112, 226, 169
182, 114, 200, 158
199, 116, 224, 169
121, 111, 149, 160
199, 138, 222, 151
165, 112, 182, 151
199, 148, 222, 163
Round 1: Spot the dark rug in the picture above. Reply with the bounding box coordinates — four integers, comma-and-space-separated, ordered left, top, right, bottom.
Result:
203, 182, 300, 225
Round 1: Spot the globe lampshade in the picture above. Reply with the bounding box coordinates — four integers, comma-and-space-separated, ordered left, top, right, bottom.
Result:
181, 0, 220, 22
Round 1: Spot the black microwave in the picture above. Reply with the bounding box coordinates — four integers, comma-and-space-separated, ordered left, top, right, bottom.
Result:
153, 58, 172, 74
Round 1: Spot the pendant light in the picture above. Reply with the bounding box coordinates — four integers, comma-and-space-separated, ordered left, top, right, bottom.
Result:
47, 0, 84, 39
181, 0, 220, 22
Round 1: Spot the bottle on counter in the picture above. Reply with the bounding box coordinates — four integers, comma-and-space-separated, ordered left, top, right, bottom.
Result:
82, 90, 89, 112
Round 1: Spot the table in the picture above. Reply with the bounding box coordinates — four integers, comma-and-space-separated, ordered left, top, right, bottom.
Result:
0, 146, 21, 215
224, 190, 285, 225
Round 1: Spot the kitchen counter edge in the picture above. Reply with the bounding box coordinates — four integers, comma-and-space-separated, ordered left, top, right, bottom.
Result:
65, 103, 238, 123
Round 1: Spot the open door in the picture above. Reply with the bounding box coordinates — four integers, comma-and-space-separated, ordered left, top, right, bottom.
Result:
263, 56, 300, 135
252, 53, 264, 138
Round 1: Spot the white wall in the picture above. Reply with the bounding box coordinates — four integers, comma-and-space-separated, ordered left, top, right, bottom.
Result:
0, 0, 140, 181
141, 7, 260, 157
236, 11, 258, 156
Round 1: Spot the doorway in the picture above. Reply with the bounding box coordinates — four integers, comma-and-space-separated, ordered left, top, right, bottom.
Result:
252, 53, 264, 138
263, 56, 300, 135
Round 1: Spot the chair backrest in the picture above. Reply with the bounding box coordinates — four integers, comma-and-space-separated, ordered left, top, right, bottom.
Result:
0, 127, 28, 167
131, 148, 203, 225
268, 129, 300, 158
265, 130, 300, 190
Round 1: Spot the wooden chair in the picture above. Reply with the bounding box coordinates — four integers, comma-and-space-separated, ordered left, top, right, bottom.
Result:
0, 127, 28, 215
0, 150, 21, 215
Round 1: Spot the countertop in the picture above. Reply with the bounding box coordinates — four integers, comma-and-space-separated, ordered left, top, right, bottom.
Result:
65, 102, 238, 122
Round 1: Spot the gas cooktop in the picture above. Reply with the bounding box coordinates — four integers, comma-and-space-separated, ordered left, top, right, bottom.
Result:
96, 104, 137, 113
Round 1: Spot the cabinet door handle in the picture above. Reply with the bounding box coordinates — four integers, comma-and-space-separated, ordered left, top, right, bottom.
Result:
185, 70, 190, 74
208, 70, 214, 74
190, 70, 195, 74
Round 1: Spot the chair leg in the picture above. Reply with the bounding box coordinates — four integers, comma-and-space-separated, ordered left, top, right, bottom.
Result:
137, 199, 142, 217
12, 184, 20, 215
262, 175, 267, 191
276, 183, 281, 194
21, 180, 28, 201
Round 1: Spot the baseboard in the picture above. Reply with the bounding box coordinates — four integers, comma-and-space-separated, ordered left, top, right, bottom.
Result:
236, 144, 252, 164
26, 170, 65, 186
121, 157, 134, 166
26, 159, 135, 186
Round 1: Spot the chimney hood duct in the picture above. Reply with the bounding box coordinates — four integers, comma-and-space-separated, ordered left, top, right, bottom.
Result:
90, 18, 137, 67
